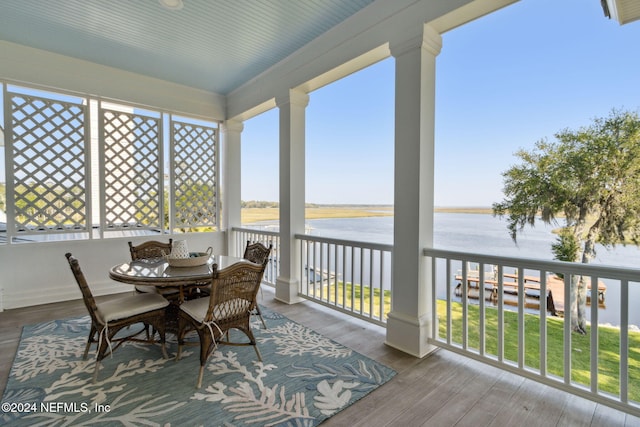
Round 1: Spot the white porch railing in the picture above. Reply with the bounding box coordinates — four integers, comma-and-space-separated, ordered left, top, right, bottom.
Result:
232, 226, 280, 286
296, 234, 393, 326
424, 248, 640, 417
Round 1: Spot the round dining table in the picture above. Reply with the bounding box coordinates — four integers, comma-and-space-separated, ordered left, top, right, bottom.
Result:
109, 254, 245, 303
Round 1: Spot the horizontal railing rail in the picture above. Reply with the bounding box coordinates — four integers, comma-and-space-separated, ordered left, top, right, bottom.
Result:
424, 247, 640, 417
232, 227, 280, 287
297, 234, 393, 326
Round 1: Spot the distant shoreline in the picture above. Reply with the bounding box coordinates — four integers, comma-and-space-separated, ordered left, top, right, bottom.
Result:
434, 207, 493, 214
241, 205, 492, 224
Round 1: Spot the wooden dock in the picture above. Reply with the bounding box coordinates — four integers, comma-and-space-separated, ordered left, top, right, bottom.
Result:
454, 273, 606, 316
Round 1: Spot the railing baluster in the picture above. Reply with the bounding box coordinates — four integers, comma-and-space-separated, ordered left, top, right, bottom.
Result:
590, 274, 599, 395
446, 258, 452, 345
351, 245, 355, 314
497, 264, 504, 362
378, 251, 384, 324
462, 259, 468, 350
358, 247, 364, 315
431, 256, 437, 339
620, 278, 629, 403
342, 244, 346, 309
334, 243, 339, 309
369, 248, 375, 319
564, 274, 571, 385
518, 266, 525, 369
478, 262, 485, 356
308, 241, 313, 297
540, 271, 548, 377
319, 241, 325, 301
325, 242, 330, 304
379, 249, 385, 320
300, 239, 305, 295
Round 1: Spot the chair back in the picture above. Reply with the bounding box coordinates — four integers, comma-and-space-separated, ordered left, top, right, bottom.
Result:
65, 253, 102, 326
243, 241, 272, 269
129, 239, 173, 261
205, 261, 265, 323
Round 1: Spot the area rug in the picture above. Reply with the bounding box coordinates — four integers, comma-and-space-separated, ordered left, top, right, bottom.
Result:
1, 306, 395, 426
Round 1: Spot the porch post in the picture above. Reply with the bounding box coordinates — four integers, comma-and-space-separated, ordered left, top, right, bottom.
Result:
386, 24, 441, 357
275, 89, 309, 304
222, 119, 243, 257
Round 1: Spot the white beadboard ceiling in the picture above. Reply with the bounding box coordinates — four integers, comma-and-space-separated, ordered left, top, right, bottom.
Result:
0, 0, 375, 95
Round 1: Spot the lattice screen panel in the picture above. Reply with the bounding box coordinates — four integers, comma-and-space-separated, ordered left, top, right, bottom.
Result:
172, 121, 217, 229
9, 93, 88, 233
102, 109, 161, 229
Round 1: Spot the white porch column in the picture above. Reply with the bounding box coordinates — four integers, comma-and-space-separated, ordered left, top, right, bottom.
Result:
386, 24, 441, 357
275, 89, 309, 304
222, 119, 243, 257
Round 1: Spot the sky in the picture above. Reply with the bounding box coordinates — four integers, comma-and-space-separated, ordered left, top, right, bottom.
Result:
240, 0, 640, 206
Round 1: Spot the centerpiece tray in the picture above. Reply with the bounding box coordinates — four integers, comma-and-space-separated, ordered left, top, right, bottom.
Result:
166, 247, 212, 267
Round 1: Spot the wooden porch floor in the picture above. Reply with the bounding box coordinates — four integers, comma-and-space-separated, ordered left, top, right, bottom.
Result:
1, 287, 638, 426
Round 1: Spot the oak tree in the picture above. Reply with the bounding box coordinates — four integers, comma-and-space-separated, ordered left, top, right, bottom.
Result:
493, 109, 640, 333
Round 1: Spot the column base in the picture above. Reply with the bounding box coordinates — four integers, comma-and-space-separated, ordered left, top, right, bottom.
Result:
275, 277, 304, 304
385, 310, 437, 358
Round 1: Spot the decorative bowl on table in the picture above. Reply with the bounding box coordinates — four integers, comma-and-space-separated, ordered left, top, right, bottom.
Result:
166, 247, 212, 267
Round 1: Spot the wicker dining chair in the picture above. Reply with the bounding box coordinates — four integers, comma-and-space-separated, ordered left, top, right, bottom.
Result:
175, 261, 265, 388
242, 241, 273, 329
128, 240, 179, 298
65, 253, 169, 383
129, 239, 173, 261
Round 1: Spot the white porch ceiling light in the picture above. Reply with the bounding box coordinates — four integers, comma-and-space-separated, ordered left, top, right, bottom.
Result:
159, 0, 184, 11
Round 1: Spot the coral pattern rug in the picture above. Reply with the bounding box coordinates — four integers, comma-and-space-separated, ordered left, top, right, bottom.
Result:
1, 306, 395, 426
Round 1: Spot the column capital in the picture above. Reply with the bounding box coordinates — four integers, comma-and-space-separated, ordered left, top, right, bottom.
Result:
275, 89, 309, 109
390, 24, 441, 58
223, 119, 244, 133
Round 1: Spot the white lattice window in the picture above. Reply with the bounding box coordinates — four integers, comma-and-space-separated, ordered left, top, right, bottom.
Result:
6, 88, 89, 234
171, 119, 218, 230
101, 105, 162, 231
2, 82, 220, 243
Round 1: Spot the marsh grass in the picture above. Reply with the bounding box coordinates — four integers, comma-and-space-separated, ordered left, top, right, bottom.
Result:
242, 206, 394, 224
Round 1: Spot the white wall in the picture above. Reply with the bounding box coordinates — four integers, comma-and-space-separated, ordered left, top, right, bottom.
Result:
0, 232, 225, 310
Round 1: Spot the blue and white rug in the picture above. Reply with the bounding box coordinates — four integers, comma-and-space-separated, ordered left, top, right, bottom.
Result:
1, 306, 395, 426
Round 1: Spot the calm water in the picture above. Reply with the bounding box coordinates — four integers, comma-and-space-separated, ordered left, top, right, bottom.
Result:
306, 213, 640, 267
253, 213, 640, 326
